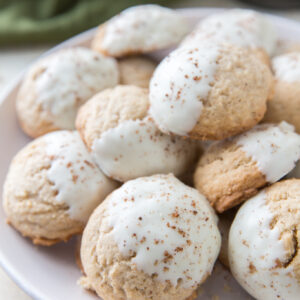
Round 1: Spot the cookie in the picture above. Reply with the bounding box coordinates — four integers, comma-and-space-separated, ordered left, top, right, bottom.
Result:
263, 52, 300, 133
80, 174, 221, 300
194, 122, 300, 212
182, 9, 277, 62
91, 5, 189, 57
75, 235, 85, 274
149, 43, 273, 140
118, 56, 157, 88
3, 131, 117, 246
76, 85, 198, 182
178, 142, 203, 187
283, 43, 300, 54
274, 40, 300, 56
229, 179, 300, 300
16, 47, 119, 138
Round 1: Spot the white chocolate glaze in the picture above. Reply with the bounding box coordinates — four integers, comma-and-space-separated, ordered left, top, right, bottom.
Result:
229, 191, 300, 300
272, 52, 300, 83
99, 5, 188, 56
45, 131, 117, 222
34, 47, 118, 129
236, 122, 300, 182
182, 9, 277, 56
105, 174, 221, 288
91, 117, 198, 182
149, 44, 219, 136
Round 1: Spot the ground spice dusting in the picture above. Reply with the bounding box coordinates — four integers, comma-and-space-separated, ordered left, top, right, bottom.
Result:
72, 175, 78, 183
83, 160, 94, 168
172, 211, 179, 218
175, 247, 183, 252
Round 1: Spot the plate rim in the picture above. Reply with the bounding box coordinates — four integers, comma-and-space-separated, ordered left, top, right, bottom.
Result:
0, 25, 98, 300
1, 6, 300, 300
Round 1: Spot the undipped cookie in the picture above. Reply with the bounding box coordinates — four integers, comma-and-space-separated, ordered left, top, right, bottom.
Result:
182, 9, 277, 62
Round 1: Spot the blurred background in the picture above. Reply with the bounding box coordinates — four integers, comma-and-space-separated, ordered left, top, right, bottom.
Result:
1, 0, 300, 299
1, 0, 300, 98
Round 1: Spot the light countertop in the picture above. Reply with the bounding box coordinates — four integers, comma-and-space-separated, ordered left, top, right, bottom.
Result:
1, 1, 300, 299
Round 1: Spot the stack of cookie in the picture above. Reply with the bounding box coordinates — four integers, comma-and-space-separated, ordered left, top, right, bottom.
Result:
3, 5, 300, 300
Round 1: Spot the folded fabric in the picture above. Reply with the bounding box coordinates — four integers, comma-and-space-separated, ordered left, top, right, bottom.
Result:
0, 0, 176, 45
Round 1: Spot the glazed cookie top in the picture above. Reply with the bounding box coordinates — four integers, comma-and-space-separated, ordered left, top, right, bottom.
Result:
149, 44, 219, 136
91, 5, 189, 57
182, 9, 277, 56
3, 130, 118, 244
235, 122, 300, 183
104, 174, 221, 288
92, 116, 198, 181
43, 131, 117, 222
229, 180, 300, 299
17, 47, 119, 134
34, 47, 119, 129
272, 52, 300, 83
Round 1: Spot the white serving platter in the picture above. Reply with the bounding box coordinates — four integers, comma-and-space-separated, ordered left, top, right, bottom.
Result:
0, 7, 299, 300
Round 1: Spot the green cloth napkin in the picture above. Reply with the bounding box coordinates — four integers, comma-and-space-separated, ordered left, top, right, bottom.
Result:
0, 0, 175, 45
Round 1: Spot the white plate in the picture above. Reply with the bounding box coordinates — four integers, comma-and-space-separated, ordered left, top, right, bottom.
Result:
1, 7, 300, 300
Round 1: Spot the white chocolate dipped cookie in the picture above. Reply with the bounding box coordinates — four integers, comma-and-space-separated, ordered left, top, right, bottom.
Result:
118, 56, 157, 88
149, 43, 273, 140
76, 85, 198, 182
80, 174, 221, 300
229, 179, 300, 300
287, 160, 300, 179
16, 47, 119, 138
182, 8, 277, 62
91, 5, 189, 57
3, 131, 118, 245
194, 122, 300, 212
263, 52, 300, 133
